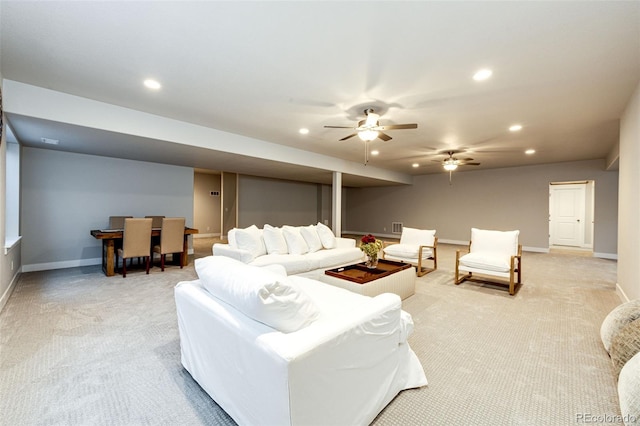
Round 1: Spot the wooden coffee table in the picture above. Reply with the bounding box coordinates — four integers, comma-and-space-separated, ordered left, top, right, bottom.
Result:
321, 259, 416, 300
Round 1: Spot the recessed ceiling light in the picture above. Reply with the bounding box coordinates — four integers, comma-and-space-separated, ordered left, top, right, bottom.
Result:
473, 68, 493, 81
371, 150, 379, 156
41, 137, 59, 145
299, 128, 309, 135
525, 149, 536, 155
509, 124, 523, 132
412, 163, 419, 168
143, 79, 161, 90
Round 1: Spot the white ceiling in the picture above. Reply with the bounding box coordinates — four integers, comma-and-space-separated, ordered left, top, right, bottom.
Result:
1, 1, 639, 185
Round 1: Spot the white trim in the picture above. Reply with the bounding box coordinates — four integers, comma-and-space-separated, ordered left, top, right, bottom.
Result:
594, 252, 618, 260
0, 270, 21, 313
22, 249, 196, 273
193, 233, 220, 239
22, 257, 102, 272
4, 235, 22, 255
616, 283, 630, 303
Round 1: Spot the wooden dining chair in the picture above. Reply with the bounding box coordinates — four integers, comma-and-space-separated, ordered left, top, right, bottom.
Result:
145, 215, 165, 228
153, 217, 186, 271
117, 218, 153, 278
109, 215, 133, 229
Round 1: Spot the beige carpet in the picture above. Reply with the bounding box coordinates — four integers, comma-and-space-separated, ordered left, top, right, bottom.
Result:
0, 239, 623, 425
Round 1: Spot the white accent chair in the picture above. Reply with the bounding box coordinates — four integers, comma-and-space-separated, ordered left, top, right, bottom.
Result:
382, 227, 437, 276
455, 228, 522, 295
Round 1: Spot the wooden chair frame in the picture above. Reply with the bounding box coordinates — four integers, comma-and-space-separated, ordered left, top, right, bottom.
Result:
455, 241, 522, 295
383, 237, 438, 277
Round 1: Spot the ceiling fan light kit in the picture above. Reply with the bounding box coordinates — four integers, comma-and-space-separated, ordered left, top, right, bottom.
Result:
324, 108, 417, 144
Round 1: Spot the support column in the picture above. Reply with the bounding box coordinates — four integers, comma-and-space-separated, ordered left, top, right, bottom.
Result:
332, 171, 342, 237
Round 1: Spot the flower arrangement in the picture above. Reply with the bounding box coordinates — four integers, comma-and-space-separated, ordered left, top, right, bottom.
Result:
360, 234, 383, 258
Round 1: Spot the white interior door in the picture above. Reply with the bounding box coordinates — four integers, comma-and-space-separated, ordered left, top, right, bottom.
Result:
549, 183, 586, 247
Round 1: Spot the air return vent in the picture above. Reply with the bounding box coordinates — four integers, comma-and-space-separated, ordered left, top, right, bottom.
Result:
391, 222, 403, 234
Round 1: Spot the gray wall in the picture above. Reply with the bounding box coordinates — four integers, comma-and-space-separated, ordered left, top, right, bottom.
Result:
21, 147, 194, 270
193, 172, 221, 237
618, 81, 640, 301
238, 175, 330, 228
345, 159, 618, 256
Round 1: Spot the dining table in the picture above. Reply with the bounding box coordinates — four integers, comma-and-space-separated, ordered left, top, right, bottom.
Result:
90, 227, 199, 276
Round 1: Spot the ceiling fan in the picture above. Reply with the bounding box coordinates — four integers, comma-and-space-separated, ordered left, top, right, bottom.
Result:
433, 150, 481, 184
324, 108, 418, 142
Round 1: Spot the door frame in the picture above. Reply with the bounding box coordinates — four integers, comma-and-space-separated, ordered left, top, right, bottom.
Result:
549, 180, 595, 249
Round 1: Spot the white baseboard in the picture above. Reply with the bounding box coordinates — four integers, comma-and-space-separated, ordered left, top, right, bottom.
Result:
0, 270, 21, 313
616, 283, 630, 303
594, 252, 618, 260
193, 233, 220, 239
22, 249, 196, 273
22, 257, 103, 272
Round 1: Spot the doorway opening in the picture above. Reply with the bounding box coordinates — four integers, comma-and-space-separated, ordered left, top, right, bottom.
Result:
549, 180, 595, 254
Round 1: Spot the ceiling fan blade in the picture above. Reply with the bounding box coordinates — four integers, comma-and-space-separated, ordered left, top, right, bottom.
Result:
324, 125, 355, 129
378, 123, 418, 130
377, 132, 392, 141
460, 162, 481, 166
339, 133, 358, 141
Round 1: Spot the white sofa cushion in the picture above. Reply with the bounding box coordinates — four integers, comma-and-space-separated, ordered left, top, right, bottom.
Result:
384, 243, 433, 259
263, 224, 289, 255
300, 225, 323, 253
195, 256, 319, 332
471, 228, 519, 255
400, 227, 436, 246
316, 222, 337, 249
283, 226, 309, 255
459, 252, 511, 273
234, 225, 267, 260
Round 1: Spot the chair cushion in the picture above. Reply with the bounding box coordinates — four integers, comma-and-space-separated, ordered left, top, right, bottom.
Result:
316, 222, 337, 249
263, 224, 289, 255
470, 228, 519, 256
459, 252, 511, 272
282, 226, 310, 255
383, 243, 432, 260
600, 299, 640, 354
300, 225, 323, 253
195, 255, 319, 333
235, 225, 267, 260
400, 227, 435, 246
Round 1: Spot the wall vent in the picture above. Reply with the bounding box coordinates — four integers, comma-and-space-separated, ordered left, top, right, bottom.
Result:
391, 222, 403, 234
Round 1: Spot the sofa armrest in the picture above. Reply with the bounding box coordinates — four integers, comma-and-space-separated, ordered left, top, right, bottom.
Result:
212, 243, 254, 263
334, 237, 356, 249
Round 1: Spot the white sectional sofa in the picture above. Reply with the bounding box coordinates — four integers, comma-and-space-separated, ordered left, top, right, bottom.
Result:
175, 256, 427, 426
212, 223, 364, 276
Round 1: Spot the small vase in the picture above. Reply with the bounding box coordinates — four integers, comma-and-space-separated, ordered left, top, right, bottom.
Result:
366, 255, 378, 269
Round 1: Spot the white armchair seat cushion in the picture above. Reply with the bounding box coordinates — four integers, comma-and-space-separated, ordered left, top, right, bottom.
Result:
384, 243, 433, 260
459, 252, 511, 273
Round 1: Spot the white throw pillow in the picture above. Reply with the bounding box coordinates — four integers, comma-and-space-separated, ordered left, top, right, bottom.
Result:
400, 227, 436, 246
282, 226, 309, 255
316, 222, 337, 249
195, 256, 319, 333
227, 228, 237, 249
263, 224, 289, 255
234, 225, 267, 260
300, 225, 323, 253
471, 228, 519, 256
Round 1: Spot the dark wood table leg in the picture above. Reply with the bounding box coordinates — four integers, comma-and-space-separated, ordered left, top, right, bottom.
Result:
181, 234, 189, 267
105, 239, 115, 277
